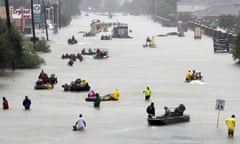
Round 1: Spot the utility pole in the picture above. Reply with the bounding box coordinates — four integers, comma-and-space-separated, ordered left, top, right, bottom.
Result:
58, 0, 61, 29
31, 0, 36, 49
4, 0, 11, 31
42, 0, 49, 40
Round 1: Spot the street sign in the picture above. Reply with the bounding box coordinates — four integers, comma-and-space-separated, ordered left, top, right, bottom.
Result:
33, 4, 41, 23
215, 99, 225, 111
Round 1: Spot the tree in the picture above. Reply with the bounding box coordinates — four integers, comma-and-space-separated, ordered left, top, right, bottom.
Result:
0, 18, 44, 69
231, 33, 240, 63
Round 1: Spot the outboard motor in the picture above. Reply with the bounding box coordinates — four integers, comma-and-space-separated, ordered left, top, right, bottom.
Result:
174, 104, 186, 116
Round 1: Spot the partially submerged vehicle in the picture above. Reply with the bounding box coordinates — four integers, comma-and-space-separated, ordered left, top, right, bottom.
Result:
147, 104, 190, 126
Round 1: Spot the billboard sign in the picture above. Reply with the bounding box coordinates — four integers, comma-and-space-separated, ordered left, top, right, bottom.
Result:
11, 8, 31, 19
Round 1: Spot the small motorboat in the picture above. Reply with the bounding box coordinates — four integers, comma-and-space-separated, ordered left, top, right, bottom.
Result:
68, 38, 78, 45
147, 104, 190, 126
185, 79, 205, 85
148, 115, 190, 126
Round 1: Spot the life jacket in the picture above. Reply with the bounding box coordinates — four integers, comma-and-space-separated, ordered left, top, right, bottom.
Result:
151, 36, 155, 45
185, 71, 192, 80
81, 80, 87, 86
45, 83, 52, 89
111, 90, 120, 100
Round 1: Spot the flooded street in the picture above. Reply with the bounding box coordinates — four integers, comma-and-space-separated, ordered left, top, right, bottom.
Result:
0, 13, 240, 144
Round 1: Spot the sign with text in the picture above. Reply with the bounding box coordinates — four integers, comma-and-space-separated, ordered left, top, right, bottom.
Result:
11, 8, 31, 19
33, 4, 41, 23
215, 99, 225, 111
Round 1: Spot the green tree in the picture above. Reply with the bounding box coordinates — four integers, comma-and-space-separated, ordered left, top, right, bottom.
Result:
0, 18, 22, 69
231, 33, 240, 63
0, 18, 44, 69
218, 15, 236, 32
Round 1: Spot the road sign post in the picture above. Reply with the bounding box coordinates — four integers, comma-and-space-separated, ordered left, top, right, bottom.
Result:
215, 99, 225, 128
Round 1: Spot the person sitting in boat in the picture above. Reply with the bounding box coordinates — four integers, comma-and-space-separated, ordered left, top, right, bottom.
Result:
38, 69, 45, 79
88, 48, 95, 55
49, 74, 57, 84
80, 80, 88, 87
164, 106, 171, 117
185, 70, 192, 82
81, 48, 86, 54
151, 36, 155, 46
88, 90, 96, 97
44, 82, 52, 89
110, 89, 120, 100
174, 104, 185, 116
191, 70, 197, 80
62, 83, 70, 91
146, 102, 155, 118
36, 78, 44, 85
146, 36, 151, 46
72, 35, 75, 41
77, 53, 83, 61
197, 72, 203, 80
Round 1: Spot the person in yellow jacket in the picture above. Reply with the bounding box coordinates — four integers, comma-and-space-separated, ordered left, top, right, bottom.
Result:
143, 86, 152, 101
45, 82, 52, 89
81, 80, 87, 86
185, 70, 192, 82
110, 89, 120, 100
225, 114, 236, 137
151, 36, 155, 45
